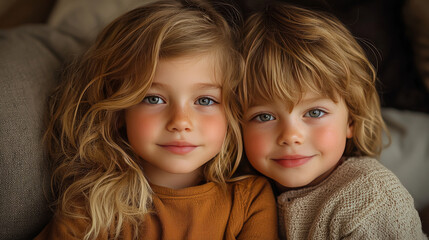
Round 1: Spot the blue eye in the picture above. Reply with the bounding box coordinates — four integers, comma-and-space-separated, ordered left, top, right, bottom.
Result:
196, 97, 216, 106
143, 96, 165, 104
305, 109, 326, 118
254, 113, 275, 122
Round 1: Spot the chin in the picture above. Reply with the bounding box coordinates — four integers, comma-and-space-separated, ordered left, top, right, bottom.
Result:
165, 165, 201, 175
276, 178, 313, 189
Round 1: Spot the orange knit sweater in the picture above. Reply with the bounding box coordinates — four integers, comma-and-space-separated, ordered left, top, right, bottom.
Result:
35, 176, 279, 240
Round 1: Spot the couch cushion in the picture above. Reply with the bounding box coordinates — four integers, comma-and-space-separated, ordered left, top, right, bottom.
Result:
0, 25, 84, 240
380, 108, 429, 210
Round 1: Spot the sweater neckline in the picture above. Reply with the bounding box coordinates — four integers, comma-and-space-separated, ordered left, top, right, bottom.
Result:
150, 181, 217, 197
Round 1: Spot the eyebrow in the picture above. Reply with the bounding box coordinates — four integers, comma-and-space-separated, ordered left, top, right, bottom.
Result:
299, 96, 335, 104
292, 97, 338, 110
301, 96, 327, 103
194, 83, 221, 90
247, 96, 333, 110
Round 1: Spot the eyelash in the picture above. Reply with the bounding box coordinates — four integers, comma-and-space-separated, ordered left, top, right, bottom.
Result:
142, 95, 218, 106
195, 97, 218, 106
304, 108, 327, 118
250, 108, 327, 122
252, 113, 276, 122
142, 95, 165, 104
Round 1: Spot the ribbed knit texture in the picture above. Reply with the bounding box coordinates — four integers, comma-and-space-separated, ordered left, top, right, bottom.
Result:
35, 176, 279, 239
277, 157, 426, 239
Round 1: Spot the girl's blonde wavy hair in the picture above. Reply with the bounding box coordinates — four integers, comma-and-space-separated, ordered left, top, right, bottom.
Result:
44, 0, 243, 239
239, 2, 389, 158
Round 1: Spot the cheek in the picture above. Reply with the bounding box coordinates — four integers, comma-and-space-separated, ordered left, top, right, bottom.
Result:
243, 126, 270, 161
312, 124, 347, 155
200, 113, 227, 148
125, 110, 160, 146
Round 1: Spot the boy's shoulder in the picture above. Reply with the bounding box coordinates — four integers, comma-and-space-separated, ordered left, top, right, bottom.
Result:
340, 156, 388, 174
318, 157, 417, 220
336, 156, 405, 190
331, 156, 407, 194
279, 156, 413, 206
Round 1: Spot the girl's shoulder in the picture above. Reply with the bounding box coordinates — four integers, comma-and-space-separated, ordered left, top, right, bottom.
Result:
227, 175, 272, 192
226, 175, 275, 207
34, 211, 105, 240
225, 175, 278, 239
227, 175, 274, 200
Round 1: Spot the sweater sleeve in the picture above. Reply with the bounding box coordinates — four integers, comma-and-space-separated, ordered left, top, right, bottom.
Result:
340, 169, 426, 239
236, 176, 279, 240
34, 213, 108, 240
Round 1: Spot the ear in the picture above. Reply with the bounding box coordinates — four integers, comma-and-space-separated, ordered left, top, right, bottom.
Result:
346, 118, 354, 139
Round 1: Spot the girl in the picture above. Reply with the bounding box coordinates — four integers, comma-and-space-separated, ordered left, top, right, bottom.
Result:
238, 2, 426, 239
35, 0, 278, 239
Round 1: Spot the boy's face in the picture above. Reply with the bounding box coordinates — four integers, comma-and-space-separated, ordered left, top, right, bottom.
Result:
242, 91, 353, 189
125, 54, 227, 189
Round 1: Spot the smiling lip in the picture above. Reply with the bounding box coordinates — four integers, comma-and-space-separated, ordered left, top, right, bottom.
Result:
158, 142, 198, 155
272, 155, 313, 168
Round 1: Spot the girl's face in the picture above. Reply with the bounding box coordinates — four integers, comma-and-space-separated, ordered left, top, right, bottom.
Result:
242, 91, 353, 189
125, 54, 227, 189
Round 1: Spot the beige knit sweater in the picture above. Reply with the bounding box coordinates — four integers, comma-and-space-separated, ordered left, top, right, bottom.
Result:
277, 157, 426, 239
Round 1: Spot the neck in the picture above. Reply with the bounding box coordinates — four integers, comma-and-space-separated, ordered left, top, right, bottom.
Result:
141, 162, 205, 189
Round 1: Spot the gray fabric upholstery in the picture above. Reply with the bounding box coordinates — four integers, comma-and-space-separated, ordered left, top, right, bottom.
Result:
0, 25, 85, 240
380, 108, 429, 210
48, 0, 155, 41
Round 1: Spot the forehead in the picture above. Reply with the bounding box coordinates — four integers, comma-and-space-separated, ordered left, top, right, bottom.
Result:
157, 53, 223, 86
248, 89, 339, 108
154, 54, 220, 86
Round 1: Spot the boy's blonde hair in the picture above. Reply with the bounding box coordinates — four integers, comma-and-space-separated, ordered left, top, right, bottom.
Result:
239, 2, 388, 158
44, 0, 243, 239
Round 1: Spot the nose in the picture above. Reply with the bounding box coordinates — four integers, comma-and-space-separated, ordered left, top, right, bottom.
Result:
166, 104, 193, 132
277, 119, 304, 146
